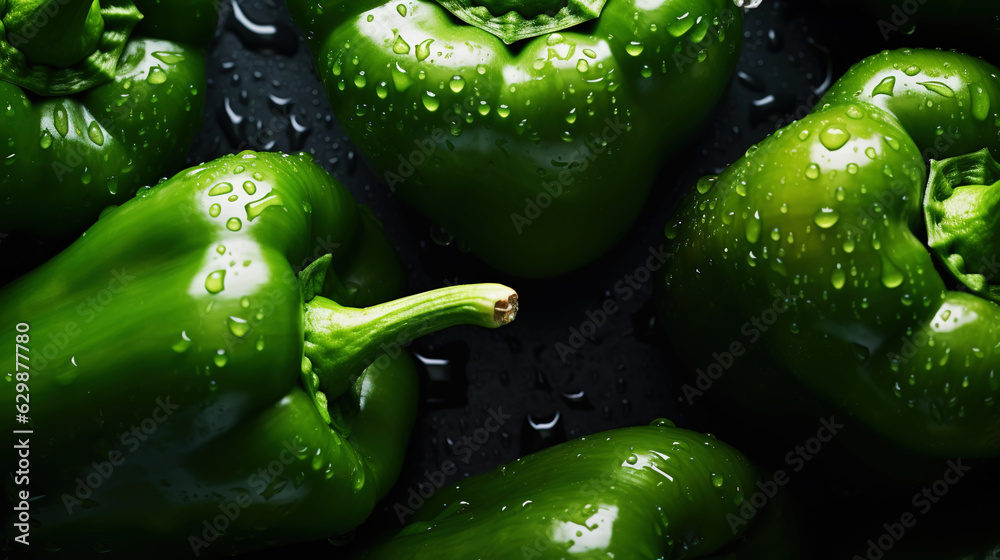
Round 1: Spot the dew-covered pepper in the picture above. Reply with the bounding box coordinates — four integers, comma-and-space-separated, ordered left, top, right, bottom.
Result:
0, 0, 219, 236
660, 48, 1000, 459
0, 151, 518, 557
361, 420, 799, 559
287, 0, 742, 277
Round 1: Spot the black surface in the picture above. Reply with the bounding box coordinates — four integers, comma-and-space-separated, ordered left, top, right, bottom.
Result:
3, 0, 999, 558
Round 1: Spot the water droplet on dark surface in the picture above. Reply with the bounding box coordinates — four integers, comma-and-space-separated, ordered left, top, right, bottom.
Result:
736, 71, 766, 92
630, 299, 659, 345
520, 410, 566, 455
766, 28, 783, 51
414, 343, 469, 409
505, 337, 522, 354
268, 94, 293, 110
560, 390, 593, 410
748, 93, 798, 127
534, 369, 553, 391
429, 223, 454, 246
327, 530, 355, 547
809, 38, 834, 96
500, 431, 511, 448
288, 114, 310, 150
227, 0, 299, 56
346, 149, 357, 175
218, 96, 246, 147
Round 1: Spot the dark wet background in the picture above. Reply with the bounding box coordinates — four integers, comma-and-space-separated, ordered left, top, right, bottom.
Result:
4, 0, 999, 557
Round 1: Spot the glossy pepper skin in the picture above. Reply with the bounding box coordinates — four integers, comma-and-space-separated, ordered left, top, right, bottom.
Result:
0, 0, 218, 236
361, 421, 797, 560
660, 49, 1000, 459
0, 152, 518, 557
286, 0, 742, 277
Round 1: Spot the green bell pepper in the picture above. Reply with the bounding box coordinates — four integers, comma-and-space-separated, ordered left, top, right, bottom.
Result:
360, 420, 797, 559
0, 0, 218, 236
286, 0, 742, 277
1, 151, 518, 557
659, 48, 1000, 459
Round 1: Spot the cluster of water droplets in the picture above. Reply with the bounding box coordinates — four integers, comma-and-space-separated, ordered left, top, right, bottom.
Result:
322, 1, 744, 148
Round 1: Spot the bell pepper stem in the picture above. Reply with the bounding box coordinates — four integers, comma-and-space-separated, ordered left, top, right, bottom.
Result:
303, 284, 518, 404
432, 0, 608, 43
924, 148, 1000, 302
